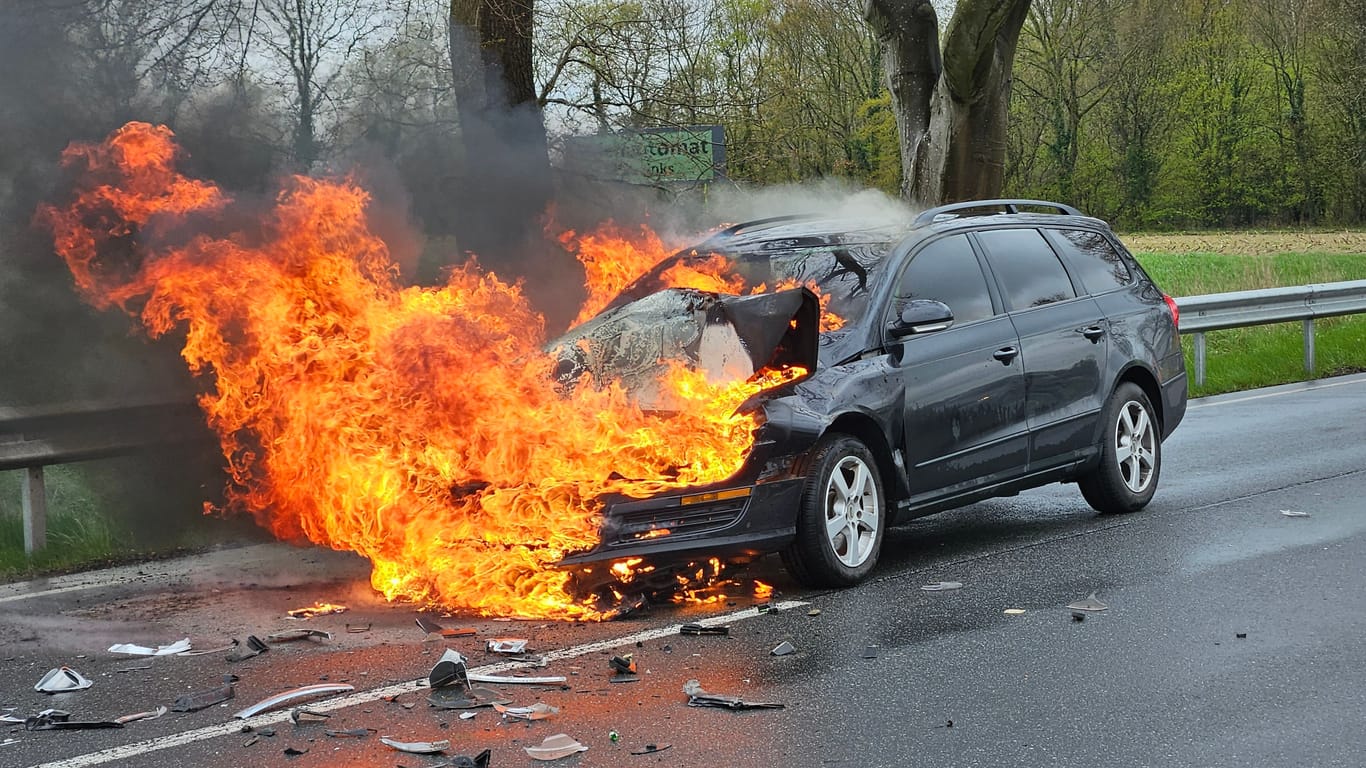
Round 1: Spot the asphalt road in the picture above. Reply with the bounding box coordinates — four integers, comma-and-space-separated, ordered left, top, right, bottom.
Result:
3, 373, 1366, 768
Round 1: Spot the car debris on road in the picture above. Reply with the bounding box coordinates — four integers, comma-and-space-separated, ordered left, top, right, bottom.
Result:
233, 683, 355, 719
34, 667, 93, 693
525, 733, 588, 761
682, 679, 784, 710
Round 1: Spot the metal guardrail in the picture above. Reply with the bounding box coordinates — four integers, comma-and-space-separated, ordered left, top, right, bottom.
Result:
1174, 279, 1366, 386
5, 279, 1366, 555
1, 399, 211, 553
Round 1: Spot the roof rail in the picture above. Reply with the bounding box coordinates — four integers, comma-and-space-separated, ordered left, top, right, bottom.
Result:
913, 199, 1083, 227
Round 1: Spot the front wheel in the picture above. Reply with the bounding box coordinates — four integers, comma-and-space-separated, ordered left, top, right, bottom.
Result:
781, 434, 886, 588
1078, 382, 1161, 514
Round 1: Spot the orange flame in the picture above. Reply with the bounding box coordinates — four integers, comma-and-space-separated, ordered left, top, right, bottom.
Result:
38, 123, 800, 620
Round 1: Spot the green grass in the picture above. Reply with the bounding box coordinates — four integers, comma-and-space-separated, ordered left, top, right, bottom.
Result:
1135, 251, 1366, 396
0, 464, 130, 574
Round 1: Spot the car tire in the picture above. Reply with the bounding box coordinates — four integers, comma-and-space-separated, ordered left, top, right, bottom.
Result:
1078, 382, 1161, 514
781, 434, 886, 588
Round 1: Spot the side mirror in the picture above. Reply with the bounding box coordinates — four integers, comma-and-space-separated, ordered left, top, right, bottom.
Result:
889, 299, 954, 338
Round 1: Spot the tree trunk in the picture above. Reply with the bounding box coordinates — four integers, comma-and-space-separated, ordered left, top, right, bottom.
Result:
867, 0, 1032, 206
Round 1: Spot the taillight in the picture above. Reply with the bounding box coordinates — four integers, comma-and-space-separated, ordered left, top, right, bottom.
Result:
1163, 294, 1179, 329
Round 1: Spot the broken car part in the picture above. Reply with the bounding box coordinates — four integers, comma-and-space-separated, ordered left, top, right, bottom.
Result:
429, 649, 470, 689
447, 749, 492, 768
416, 617, 476, 638
426, 686, 511, 710
34, 667, 93, 693
770, 641, 796, 656
114, 705, 168, 725
1066, 593, 1108, 612
493, 702, 558, 721
233, 683, 355, 719
226, 635, 269, 662
632, 744, 673, 755
267, 629, 332, 643
682, 679, 784, 710
25, 714, 123, 731
486, 638, 529, 654
920, 581, 963, 591
679, 623, 729, 636
288, 708, 329, 724
107, 638, 192, 656
171, 684, 235, 712
286, 602, 347, 619
380, 737, 449, 754
468, 672, 567, 685
325, 728, 372, 738
525, 733, 589, 761
609, 654, 637, 674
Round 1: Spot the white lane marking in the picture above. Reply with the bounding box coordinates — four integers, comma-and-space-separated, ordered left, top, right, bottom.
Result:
1188, 373, 1366, 410
29, 599, 808, 768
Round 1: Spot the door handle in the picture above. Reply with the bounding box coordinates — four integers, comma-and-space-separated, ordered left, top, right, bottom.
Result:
992, 346, 1019, 364
1079, 325, 1105, 342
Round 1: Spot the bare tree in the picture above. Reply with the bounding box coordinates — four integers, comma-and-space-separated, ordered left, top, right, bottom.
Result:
865, 0, 1032, 205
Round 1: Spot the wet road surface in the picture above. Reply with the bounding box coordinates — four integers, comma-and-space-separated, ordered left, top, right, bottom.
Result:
4, 374, 1366, 768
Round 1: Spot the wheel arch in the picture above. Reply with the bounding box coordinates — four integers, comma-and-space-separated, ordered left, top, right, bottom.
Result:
1116, 363, 1164, 434
826, 411, 906, 504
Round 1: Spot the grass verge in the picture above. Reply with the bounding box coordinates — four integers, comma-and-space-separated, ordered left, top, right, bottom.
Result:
1134, 249, 1366, 397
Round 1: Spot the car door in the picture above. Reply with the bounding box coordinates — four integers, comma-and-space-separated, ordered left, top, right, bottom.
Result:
887, 234, 1029, 497
972, 227, 1108, 467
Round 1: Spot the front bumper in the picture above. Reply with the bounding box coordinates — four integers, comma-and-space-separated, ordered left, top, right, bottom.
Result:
557, 477, 803, 568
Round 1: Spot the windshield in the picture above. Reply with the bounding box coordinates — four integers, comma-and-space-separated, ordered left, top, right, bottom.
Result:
606, 236, 896, 328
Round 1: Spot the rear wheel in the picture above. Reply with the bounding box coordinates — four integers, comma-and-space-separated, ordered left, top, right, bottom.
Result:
781, 434, 885, 588
1078, 382, 1160, 514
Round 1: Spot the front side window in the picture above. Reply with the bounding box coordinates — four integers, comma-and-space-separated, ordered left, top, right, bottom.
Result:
894, 234, 995, 325
975, 228, 1077, 310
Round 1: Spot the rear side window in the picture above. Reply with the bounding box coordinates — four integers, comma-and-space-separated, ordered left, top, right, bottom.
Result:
1051, 229, 1133, 293
894, 234, 995, 325
975, 228, 1077, 310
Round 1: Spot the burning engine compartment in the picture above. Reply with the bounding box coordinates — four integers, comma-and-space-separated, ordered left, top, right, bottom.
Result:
38, 122, 814, 620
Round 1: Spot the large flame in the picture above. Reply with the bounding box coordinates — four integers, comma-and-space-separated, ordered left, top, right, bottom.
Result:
38, 123, 800, 619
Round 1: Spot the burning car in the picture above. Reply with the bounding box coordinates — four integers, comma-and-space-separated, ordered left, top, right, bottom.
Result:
555, 200, 1187, 588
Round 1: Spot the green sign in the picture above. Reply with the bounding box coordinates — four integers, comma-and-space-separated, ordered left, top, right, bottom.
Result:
564, 126, 725, 185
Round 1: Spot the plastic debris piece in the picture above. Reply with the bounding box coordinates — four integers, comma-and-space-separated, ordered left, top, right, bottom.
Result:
807, 609, 821, 616
609, 654, 637, 675
107, 638, 192, 656
920, 581, 963, 592
448, 749, 492, 768
172, 684, 235, 712
289, 707, 330, 724
1003, 608, 1026, 615
34, 667, 93, 693
429, 649, 470, 689
1236, 632, 1248, 639
632, 744, 672, 755
771, 641, 796, 657
525, 733, 589, 761
283, 746, 308, 757
1071, 612, 1086, 622
345, 623, 371, 633
1281, 509, 1310, 517
233, 683, 354, 719
682, 679, 784, 710
861, 646, 878, 659
325, 728, 372, 738
459, 712, 477, 720
380, 737, 449, 754
417, 617, 477, 638
756, 602, 778, 613
468, 672, 567, 685
1066, 593, 1108, 612
427, 686, 512, 710
114, 705, 167, 724
486, 638, 529, 654
267, 629, 332, 643
226, 635, 269, 662
287, 602, 347, 619
679, 623, 728, 636
494, 702, 559, 721
114, 662, 156, 672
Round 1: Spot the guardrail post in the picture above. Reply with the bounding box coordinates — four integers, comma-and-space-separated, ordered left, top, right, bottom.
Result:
22, 466, 47, 554
1193, 332, 1207, 387
1303, 318, 1316, 376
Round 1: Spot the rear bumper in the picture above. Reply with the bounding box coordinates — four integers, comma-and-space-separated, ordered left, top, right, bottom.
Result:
558, 477, 803, 568
1160, 369, 1188, 439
